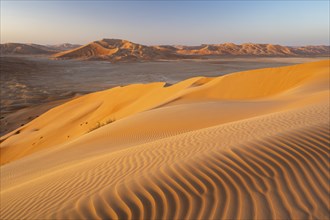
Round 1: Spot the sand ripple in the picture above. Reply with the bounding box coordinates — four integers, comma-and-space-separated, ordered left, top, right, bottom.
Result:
1, 61, 329, 219
1, 103, 329, 219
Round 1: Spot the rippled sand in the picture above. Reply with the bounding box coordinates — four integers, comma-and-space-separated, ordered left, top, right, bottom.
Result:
1, 60, 329, 219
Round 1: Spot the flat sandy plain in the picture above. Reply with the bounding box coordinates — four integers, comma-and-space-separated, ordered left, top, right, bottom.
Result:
0, 59, 329, 219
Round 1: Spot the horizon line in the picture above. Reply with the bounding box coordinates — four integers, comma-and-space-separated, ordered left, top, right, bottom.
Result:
1, 39, 329, 47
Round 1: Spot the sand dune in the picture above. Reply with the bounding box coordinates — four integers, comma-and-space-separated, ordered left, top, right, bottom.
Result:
0, 43, 57, 55
53, 39, 329, 61
0, 43, 81, 55
2, 40, 328, 61
53, 39, 183, 61
176, 43, 330, 56
46, 43, 82, 51
0, 60, 329, 219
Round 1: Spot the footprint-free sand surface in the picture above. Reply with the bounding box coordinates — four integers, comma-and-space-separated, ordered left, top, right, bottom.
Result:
1, 56, 327, 135
0, 60, 329, 219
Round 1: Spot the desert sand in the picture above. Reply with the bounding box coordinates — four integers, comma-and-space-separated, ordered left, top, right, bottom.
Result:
2, 56, 326, 136
0, 43, 80, 55
2, 40, 329, 59
1, 39, 328, 63
0, 60, 329, 219
53, 39, 329, 62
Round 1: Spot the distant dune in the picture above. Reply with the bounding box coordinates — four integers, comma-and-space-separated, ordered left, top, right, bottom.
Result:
0, 43, 57, 55
53, 39, 330, 61
1, 60, 329, 219
2, 39, 328, 60
175, 43, 330, 56
46, 43, 82, 51
53, 39, 184, 62
0, 43, 81, 55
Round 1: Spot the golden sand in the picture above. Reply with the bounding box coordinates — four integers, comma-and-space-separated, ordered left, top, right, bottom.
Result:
1, 60, 329, 219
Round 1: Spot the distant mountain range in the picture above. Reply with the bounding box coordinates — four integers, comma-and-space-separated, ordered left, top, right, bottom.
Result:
1, 39, 329, 62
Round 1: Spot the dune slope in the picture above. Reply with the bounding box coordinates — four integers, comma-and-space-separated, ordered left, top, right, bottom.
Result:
0, 43, 81, 55
0, 43, 57, 54
53, 39, 182, 61
53, 39, 330, 62
0, 60, 329, 220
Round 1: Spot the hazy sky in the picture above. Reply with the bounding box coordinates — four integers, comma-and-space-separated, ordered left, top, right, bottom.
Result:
1, 0, 329, 46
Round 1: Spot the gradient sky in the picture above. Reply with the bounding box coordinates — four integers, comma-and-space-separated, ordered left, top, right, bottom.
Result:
1, 0, 329, 46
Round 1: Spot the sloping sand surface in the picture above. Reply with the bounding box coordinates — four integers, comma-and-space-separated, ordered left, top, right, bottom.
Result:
0, 60, 329, 219
52, 38, 330, 61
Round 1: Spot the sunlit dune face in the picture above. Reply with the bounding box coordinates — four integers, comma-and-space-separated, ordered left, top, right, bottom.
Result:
0, 60, 329, 219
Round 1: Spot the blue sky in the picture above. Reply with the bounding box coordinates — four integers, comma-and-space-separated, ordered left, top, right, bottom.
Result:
1, 0, 329, 45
